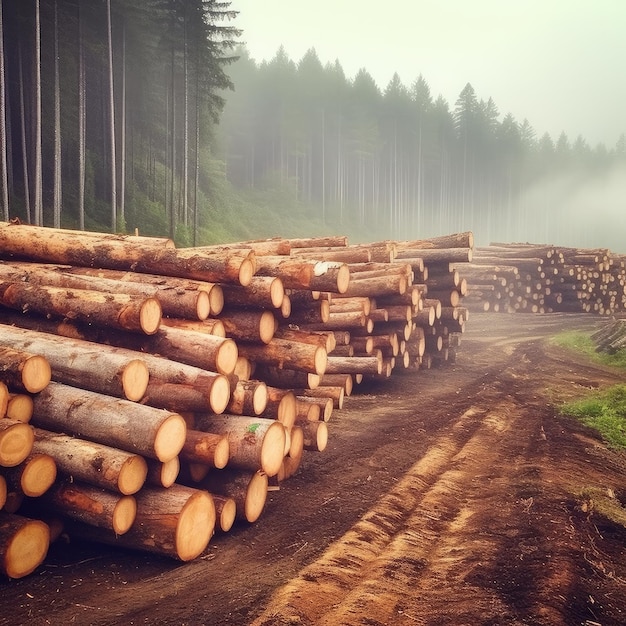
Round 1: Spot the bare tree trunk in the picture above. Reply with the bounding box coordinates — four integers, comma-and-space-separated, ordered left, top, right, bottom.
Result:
78, 5, 85, 230
34, 0, 43, 225
106, 0, 116, 231
119, 19, 126, 227
0, 1, 8, 221
53, 0, 62, 229
18, 43, 31, 223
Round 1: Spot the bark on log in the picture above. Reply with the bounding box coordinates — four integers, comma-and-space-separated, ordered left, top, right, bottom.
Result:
296, 395, 333, 422
66, 484, 216, 561
32, 382, 186, 462
227, 380, 268, 416
41, 480, 137, 534
0, 420, 34, 468
194, 415, 286, 477
294, 419, 328, 452
33, 428, 148, 495
0, 512, 50, 579
395, 231, 474, 250
218, 310, 277, 344
0, 222, 255, 286
145, 456, 179, 488
287, 236, 348, 249
259, 387, 297, 430
196, 469, 267, 523
0, 281, 162, 335
341, 274, 408, 297
303, 385, 345, 410
324, 355, 382, 376
319, 374, 353, 396
0, 346, 51, 393
272, 327, 336, 353
0, 324, 149, 402
212, 494, 237, 533
220, 276, 285, 309
237, 338, 327, 376
0, 381, 7, 417
180, 430, 230, 469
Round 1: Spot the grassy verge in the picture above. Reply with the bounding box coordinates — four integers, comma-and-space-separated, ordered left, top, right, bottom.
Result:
553, 331, 626, 451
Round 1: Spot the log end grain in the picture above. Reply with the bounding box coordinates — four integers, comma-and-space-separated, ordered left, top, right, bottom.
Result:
244, 470, 268, 523
208, 285, 224, 317
112, 496, 137, 535
260, 421, 287, 477
209, 375, 231, 415
0, 421, 34, 468
20, 453, 57, 497
259, 311, 277, 344
6, 394, 34, 423
195, 290, 211, 321
336, 264, 351, 294
176, 490, 216, 561
121, 359, 150, 402
214, 495, 237, 533
252, 383, 268, 416
153, 413, 187, 463
214, 436, 230, 470
22, 354, 51, 393
1, 515, 50, 579
314, 346, 327, 377
238, 258, 255, 287
0, 382, 7, 418
269, 278, 285, 309
117, 455, 148, 495
216, 339, 238, 376
138, 297, 163, 335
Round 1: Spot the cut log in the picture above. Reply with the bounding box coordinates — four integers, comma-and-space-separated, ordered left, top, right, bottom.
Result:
324, 355, 382, 376
218, 310, 277, 344
341, 274, 408, 297
0, 475, 5, 510
145, 456, 180, 489
0, 222, 255, 286
278, 426, 304, 481
0, 420, 34, 468
220, 276, 285, 309
237, 338, 327, 376
227, 380, 268, 416
0, 262, 211, 321
67, 484, 216, 561
273, 327, 336, 353
286, 300, 330, 326
319, 373, 353, 396
0, 512, 50, 579
287, 235, 348, 248
295, 419, 328, 452
303, 385, 345, 410
0, 346, 51, 393
212, 494, 237, 533
33, 428, 148, 495
295, 400, 320, 422
197, 469, 268, 523
41, 480, 137, 535
0, 381, 7, 417
296, 395, 333, 422
194, 415, 286, 477
180, 430, 230, 469
259, 387, 297, 430
395, 231, 474, 250
0, 324, 149, 402
253, 365, 320, 390
0, 281, 162, 335
1, 453, 56, 498
31, 382, 186, 462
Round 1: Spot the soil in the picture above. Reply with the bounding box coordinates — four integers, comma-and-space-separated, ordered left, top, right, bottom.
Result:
2, 313, 626, 626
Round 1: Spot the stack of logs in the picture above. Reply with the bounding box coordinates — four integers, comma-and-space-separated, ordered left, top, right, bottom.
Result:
0, 221, 471, 576
458, 243, 626, 315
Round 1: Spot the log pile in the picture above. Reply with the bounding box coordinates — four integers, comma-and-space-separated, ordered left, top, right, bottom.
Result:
0, 220, 472, 576
591, 319, 626, 354
458, 243, 626, 315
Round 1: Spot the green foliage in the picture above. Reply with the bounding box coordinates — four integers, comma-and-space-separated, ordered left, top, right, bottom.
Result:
552, 331, 626, 369
561, 385, 626, 449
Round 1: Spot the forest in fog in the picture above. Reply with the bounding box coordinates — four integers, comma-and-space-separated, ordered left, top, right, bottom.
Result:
1, 1, 624, 251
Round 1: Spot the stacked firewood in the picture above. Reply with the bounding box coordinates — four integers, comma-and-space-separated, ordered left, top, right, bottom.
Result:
458, 243, 626, 315
0, 221, 471, 574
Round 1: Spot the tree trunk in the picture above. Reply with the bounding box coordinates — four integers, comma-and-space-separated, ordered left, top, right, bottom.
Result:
0, 324, 149, 401
33, 428, 147, 496
0, 282, 162, 335
194, 415, 286, 478
0, 512, 49, 579
31, 382, 186, 462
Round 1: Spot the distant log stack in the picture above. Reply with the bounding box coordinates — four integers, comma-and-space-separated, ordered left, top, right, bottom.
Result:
0, 220, 473, 576
457, 242, 626, 316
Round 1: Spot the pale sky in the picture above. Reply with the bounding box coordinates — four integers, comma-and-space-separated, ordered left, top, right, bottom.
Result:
228, 0, 625, 148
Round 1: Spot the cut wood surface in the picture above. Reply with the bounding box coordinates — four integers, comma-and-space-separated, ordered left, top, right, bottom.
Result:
0, 420, 34, 468
1, 452, 56, 498
237, 338, 327, 376
0, 512, 50, 579
0, 346, 51, 393
180, 430, 230, 469
33, 428, 148, 495
31, 382, 186, 462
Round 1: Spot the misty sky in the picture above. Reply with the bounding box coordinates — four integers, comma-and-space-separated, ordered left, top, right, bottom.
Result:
229, 0, 625, 148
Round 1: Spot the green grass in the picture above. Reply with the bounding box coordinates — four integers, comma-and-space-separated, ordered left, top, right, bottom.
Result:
552, 331, 626, 369
560, 384, 626, 449
553, 331, 626, 450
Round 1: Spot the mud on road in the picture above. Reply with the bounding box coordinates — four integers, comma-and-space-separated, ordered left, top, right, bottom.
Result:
2, 313, 626, 626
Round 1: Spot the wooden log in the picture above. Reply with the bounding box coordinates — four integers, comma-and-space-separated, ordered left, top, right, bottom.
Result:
294, 419, 328, 452
290, 246, 370, 264
286, 300, 330, 325
227, 380, 268, 416
67, 484, 216, 561
194, 415, 285, 477
319, 374, 353, 396
198, 238, 291, 257
395, 231, 474, 250
217, 310, 277, 344
0, 281, 162, 335
287, 235, 348, 249
212, 494, 237, 533
0, 324, 149, 402
0, 512, 50, 579
296, 395, 333, 422
0, 475, 5, 510
308, 262, 350, 294
202, 469, 268, 523
1, 452, 56, 498
237, 338, 327, 376
0, 222, 256, 286
324, 355, 382, 376
259, 387, 297, 430
303, 385, 345, 410
180, 430, 230, 469
252, 365, 320, 390
340, 273, 408, 297
254, 256, 315, 289
273, 327, 336, 353
0, 262, 211, 321
145, 456, 179, 488
397, 247, 473, 264
33, 428, 148, 495
32, 382, 186, 462
0, 381, 7, 418
0, 420, 34, 468
295, 399, 321, 422
0, 346, 51, 393
41, 480, 137, 535
220, 276, 285, 309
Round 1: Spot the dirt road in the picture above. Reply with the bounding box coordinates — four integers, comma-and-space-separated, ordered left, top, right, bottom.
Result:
2, 313, 626, 625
